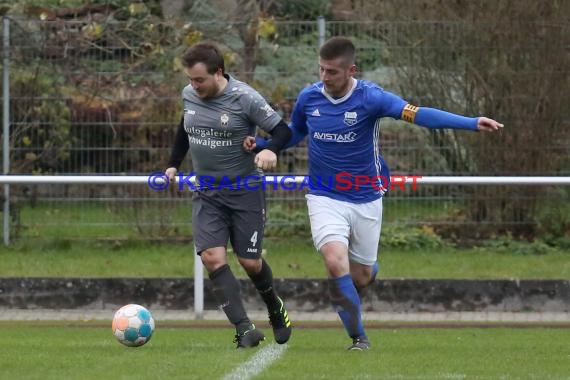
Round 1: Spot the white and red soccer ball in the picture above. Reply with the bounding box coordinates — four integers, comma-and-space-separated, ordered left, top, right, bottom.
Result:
112, 304, 155, 347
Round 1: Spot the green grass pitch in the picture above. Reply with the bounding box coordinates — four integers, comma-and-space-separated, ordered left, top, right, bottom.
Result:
1, 322, 569, 379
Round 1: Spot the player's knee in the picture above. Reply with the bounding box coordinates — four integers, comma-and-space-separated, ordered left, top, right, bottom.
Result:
324, 259, 348, 278
321, 245, 349, 277
200, 248, 226, 270
238, 257, 262, 275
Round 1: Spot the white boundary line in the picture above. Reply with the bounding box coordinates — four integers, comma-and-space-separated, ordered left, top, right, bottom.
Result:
221, 343, 288, 380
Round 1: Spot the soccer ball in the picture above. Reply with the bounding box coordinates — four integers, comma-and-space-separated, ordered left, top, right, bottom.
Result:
112, 304, 155, 347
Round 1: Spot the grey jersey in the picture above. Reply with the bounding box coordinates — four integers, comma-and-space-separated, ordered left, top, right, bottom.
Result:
182, 75, 281, 185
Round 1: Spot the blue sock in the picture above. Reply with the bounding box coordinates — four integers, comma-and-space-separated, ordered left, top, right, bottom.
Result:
328, 274, 365, 339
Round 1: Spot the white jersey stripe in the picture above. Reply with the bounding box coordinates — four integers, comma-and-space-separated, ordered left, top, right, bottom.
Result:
374, 118, 382, 189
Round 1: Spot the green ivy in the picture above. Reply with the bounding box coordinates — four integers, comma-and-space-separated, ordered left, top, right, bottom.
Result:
381, 225, 447, 250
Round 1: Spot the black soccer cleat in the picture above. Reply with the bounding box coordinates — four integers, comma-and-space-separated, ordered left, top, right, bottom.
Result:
234, 324, 265, 349
268, 297, 292, 344
347, 336, 371, 351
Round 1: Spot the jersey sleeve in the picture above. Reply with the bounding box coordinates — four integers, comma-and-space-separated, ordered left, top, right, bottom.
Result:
412, 107, 478, 130
288, 89, 309, 144
242, 90, 283, 132
365, 86, 477, 130
364, 86, 408, 119
255, 95, 308, 151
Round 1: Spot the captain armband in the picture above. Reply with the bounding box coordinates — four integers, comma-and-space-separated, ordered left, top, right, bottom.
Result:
401, 104, 419, 123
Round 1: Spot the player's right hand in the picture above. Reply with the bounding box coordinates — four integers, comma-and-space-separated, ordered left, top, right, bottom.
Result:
165, 167, 177, 183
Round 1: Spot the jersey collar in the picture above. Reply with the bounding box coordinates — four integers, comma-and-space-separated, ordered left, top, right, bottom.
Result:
321, 78, 357, 104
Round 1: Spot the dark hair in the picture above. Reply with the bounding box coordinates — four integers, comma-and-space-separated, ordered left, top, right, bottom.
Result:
319, 37, 355, 66
181, 42, 225, 74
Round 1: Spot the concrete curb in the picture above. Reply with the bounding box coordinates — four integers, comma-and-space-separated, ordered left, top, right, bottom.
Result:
2, 278, 569, 313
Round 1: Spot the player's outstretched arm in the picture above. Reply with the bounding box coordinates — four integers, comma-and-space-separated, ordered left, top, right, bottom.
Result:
400, 103, 504, 132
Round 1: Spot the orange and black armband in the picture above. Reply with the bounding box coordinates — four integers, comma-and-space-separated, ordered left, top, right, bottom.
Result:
401, 104, 419, 123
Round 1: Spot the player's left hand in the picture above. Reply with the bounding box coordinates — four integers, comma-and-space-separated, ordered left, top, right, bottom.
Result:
477, 117, 504, 132
255, 149, 277, 170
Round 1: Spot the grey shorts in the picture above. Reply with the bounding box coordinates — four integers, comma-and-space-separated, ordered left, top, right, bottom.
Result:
191, 187, 266, 259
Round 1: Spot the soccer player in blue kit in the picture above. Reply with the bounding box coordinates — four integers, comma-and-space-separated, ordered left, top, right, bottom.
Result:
248, 36, 504, 350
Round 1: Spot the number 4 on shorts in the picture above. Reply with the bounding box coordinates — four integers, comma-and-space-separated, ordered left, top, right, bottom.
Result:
250, 231, 258, 246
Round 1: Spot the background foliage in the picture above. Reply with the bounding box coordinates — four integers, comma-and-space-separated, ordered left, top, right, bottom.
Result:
0, 0, 568, 243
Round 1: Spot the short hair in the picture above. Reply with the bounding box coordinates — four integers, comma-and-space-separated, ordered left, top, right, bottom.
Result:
181, 42, 225, 74
319, 37, 355, 66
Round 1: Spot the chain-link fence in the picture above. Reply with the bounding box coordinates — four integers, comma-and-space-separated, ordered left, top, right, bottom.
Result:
1, 16, 568, 243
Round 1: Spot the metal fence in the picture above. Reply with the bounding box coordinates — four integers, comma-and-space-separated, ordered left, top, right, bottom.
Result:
1, 16, 569, 243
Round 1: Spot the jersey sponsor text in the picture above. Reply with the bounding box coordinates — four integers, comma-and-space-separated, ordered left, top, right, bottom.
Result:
313, 131, 357, 142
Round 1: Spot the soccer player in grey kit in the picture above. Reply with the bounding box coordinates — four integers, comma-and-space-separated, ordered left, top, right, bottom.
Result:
165, 42, 292, 348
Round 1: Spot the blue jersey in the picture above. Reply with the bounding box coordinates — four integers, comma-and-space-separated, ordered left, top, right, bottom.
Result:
290, 79, 407, 203
288, 78, 478, 203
